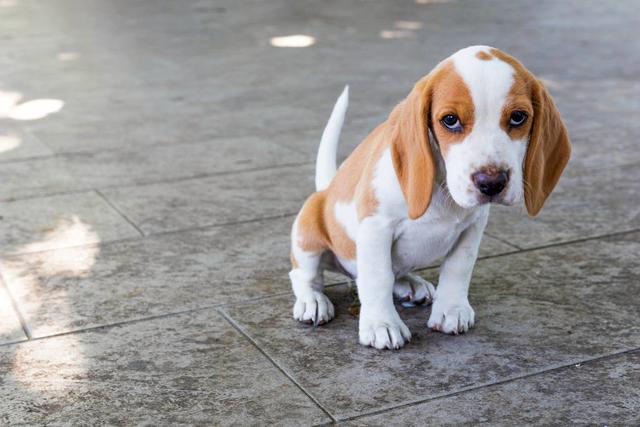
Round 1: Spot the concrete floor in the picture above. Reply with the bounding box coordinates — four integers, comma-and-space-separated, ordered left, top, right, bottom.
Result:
1, 0, 639, 425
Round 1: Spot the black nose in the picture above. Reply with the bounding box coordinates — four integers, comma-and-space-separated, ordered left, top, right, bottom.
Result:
472, 169, 509, 197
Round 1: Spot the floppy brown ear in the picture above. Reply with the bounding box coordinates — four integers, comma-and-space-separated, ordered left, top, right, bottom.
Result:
524, 80, 571, 216
389, 77, 436, 220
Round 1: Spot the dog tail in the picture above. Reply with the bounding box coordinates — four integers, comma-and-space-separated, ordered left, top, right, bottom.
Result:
315, 85, 349, 191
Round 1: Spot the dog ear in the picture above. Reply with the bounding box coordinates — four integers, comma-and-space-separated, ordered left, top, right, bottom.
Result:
523, 80, 571, 216
389, 77, 436, 220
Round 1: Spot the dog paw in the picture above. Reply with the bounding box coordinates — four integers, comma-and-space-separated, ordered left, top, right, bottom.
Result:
359, 308, 411, 350
293, 292, 335, 326
393, 274, 435, 306
427, 300, 475, 334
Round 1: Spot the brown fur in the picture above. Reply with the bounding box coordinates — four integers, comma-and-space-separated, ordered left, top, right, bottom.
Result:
491, 48, 571, 216
525, 81, 571, 216
292, 49, 570, 269
293, 59, 477, 265
295, 125, 388, 262
428, 62, 475, 156
390, 60, 476, 219
475, 50, 493, 61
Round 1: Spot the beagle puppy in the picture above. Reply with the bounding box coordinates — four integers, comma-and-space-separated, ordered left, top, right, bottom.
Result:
289, 46, 571, 350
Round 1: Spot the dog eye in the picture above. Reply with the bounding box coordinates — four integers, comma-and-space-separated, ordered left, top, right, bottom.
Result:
441, 114, 462, 132
509, 111, 527, 127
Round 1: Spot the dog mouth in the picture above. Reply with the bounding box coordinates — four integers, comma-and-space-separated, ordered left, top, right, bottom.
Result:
476, 193, 513, 206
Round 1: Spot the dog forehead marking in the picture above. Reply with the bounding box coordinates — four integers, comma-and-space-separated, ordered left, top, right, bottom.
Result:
450, 46, 515, 125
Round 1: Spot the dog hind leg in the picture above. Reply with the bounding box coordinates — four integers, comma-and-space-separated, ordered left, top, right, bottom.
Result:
393, 273, 436, 306
289, 214, 335, 326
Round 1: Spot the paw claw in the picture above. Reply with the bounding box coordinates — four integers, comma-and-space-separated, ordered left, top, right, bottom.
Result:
393, 275, 435, 306
427, 300, 475, 335
359, 308, 411, 350
293, 292, 335, 326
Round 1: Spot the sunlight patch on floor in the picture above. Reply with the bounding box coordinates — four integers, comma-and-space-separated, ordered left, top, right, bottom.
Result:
0, 90, 23, 117
270, 34, 316, 48
380, 20, 424, 40
0, 284, 23, 339
11, 334, 89, 396
379, 30, 413, 39
1, 217, 100, 396
56, 51, 80, 61
395, 20, 423, 30
0, 133, 21, 154
8, 99, 64, 121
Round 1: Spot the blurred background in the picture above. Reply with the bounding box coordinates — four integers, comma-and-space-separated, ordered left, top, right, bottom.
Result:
1, 1, 639, 425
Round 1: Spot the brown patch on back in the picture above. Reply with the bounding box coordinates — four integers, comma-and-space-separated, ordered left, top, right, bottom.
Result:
475, 50, 493, 61
296, 191, 330, 255
323, 125, 390, 259
293, 56, 478, 262
293, 128, 389, 263
347, 124, 388, 221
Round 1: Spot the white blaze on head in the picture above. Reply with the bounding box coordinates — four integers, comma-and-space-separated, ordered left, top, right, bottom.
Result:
442, 46, 527, 208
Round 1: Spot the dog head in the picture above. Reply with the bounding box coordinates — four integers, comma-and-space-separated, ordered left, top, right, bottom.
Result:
389, 46, 571, 219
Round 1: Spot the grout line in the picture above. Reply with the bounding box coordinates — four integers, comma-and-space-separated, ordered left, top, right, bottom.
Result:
4, 109, 378, 165
0, 150, 92, 166
0, 305, 215, 348
1, 211, 299, 260
0, 228, 637, 348
3, 210, 638, 264
0, 274, 33, 340
1, 277, 638, 423
332, 346, 640, 423
0, 153, 62, 165
474, 227, 640, 263
18, 122, 57, 156
0, 160, 313, 204
218, 280, 349, 310
0, 337, 29, 346
145, 212, 299, 240
483, 231, 522, 250
0, 281, 314, 348
217, 308, 338, 423
0, 188, 101, 204
96, 161, 313, 192
95, 190, 146, 237
0, 284, 347, 349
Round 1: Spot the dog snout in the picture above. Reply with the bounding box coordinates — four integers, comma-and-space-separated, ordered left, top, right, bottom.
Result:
472, 167, 509, 197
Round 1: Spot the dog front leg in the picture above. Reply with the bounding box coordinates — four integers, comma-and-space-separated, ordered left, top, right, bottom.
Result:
428, 210, 488, 334
357, 216, 411, 350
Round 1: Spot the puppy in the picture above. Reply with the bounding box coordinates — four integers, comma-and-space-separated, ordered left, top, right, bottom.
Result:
289, 46, 571, 350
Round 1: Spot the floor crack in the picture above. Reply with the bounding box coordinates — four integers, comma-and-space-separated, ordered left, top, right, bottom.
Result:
95, 189, 146, 237
217, 308, 338, 423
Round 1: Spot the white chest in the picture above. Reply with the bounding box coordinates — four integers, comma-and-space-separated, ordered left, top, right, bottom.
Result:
333, 193, 485, 280
391, 215, 469, 276
390, 192, 485, 277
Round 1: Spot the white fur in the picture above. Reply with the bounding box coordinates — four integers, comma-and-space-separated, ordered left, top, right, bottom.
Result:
357, 215, 412, 349
393, 273, 436, 304
334, 201, 358, 242
290, 216, 335, 324
291, 46, 529, 349
355, 148, 489, 348
334, 201, 359, 278
315, 85, 349, 191
446, 46, 527, 208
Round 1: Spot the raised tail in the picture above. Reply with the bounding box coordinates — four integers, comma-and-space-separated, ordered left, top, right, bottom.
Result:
315, 85, 349, 191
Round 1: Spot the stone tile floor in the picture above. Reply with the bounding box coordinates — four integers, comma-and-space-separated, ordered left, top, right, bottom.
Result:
0, 0, 639, 425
